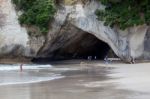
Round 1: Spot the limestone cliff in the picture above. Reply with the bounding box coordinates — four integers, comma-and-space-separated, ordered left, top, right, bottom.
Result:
0, 0, 149, 62
0, 0, 29, 58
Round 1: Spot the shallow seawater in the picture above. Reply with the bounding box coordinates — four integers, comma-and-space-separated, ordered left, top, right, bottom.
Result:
0, 60, 150, 99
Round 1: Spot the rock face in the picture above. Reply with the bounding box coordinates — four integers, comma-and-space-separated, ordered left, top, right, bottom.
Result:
38, 0, 149, 62
144, 28, 150, 59
37, 22, 110, 60
0, 0, 149, 62
0, 0, 44, 58
0, 0, 29, 58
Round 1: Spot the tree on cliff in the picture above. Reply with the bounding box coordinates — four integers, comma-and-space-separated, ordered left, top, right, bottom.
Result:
12, 0, 56, 35
96, 0, 150, 30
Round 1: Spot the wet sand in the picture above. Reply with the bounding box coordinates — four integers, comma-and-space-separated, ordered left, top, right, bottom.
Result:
0, 60, 150, 99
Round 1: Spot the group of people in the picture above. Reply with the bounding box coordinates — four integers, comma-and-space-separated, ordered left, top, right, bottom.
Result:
87, 55, 111, 64
87, 56, 97, 60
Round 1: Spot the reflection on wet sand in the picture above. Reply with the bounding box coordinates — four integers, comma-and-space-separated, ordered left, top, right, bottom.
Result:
0, 60, 150, 99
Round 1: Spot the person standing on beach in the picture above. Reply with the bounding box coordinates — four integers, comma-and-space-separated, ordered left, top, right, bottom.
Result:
104, 56, 108, 64
130, 56, 135, 64
20, 64, 23, 72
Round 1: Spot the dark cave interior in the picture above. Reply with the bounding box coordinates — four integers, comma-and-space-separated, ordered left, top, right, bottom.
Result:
32, 33, 116, 63
54, 36, 111, 60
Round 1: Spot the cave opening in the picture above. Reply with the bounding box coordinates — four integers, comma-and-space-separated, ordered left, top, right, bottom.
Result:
52, 33, 115, 60
32, 32, 116, 63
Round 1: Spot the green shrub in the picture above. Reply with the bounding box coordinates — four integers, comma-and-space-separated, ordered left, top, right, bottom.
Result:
96, 0, 150, 30
12, 0, 56, 35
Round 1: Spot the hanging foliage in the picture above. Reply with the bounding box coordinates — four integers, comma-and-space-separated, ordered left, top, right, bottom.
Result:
96, 0, 150, 30
12, 0, 56, 35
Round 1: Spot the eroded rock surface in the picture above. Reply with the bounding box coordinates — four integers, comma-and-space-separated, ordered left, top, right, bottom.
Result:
0, 0, 149, 62
0, 0, 30, 58
38, 0, 149, 62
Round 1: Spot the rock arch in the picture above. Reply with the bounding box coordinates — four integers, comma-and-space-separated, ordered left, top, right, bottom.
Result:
37, 0, 149, 62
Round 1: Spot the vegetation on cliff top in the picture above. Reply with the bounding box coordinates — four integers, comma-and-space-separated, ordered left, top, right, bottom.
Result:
12, 0, 150, 32
96, 0, 150, 30
12, 0, 56, 35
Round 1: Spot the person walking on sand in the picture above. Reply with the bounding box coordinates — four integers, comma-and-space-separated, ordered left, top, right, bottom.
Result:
104, 56, 108, 64
20, 64, 23, 72
94, 56, 97, 60
130, 56, 135, 64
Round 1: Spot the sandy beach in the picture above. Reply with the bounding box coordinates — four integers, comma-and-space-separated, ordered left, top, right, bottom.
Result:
0, 60, 150, 99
